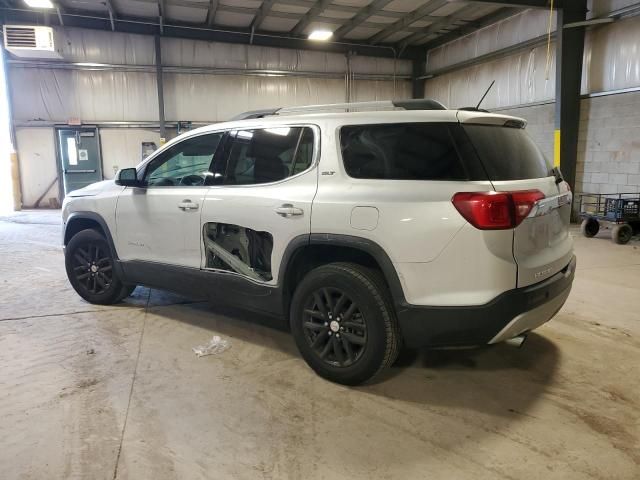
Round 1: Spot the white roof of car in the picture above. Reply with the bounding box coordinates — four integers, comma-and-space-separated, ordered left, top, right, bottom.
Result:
162, 107, 526, 152
190, 108, 522, 132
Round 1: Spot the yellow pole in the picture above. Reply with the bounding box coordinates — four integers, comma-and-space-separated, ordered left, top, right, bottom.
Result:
10, 149, 22, 211
553, 129, 561, 168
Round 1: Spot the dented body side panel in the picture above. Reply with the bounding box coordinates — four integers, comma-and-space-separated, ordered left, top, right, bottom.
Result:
203, 223, 274, 281
199, 123, 321, 285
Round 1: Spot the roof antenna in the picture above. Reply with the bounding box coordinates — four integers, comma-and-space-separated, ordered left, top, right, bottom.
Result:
476, 80, 495, 110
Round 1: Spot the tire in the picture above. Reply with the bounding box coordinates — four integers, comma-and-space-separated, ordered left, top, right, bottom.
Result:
65, 229, 135, 304
611, 223, 633, 245
289, 262, 400, 386
581, 218, 599, 238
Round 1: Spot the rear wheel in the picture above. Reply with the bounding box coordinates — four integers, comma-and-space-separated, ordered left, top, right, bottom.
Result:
581, 218, 599, 238
290, 262, 399, 385
611, 224, 633, 245
65, 229, 135, 304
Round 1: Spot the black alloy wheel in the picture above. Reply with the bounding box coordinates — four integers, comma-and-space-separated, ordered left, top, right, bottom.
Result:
70, 242, 113, 295
302, 287, 367, 368
65, 229, 136, 304
290, 262, 399, 385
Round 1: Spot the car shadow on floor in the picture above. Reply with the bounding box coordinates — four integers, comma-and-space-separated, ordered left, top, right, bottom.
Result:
133, 288, 560, 418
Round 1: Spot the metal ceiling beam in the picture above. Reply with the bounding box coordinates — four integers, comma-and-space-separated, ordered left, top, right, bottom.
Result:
129, 0, 436, 20
421, 7, 518, 50
205, 0, 218, 26
464, 0, 560, 7
0, 6, 425, 59
265, 0, 408, 19
217, 5, 299, 20
361, 22, 430, 33
399, 4, 485, 49
251, 0, 275, 30
332, 0, 394, 40
368, 0, 448, 45
290, 0, 332, 36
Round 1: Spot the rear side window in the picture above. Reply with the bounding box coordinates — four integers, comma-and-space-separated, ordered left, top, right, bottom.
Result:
225, 127, 315, 185
463, 125, 552, 180
340, 123, 467, 180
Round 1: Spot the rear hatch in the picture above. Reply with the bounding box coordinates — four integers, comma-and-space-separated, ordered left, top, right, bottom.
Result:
458, 112, 573, 287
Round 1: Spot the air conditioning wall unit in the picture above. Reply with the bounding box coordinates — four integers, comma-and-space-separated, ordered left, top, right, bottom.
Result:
3, 25, 63, 59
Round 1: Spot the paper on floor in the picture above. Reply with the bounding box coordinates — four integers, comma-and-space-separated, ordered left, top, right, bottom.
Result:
192, 335, 231, 357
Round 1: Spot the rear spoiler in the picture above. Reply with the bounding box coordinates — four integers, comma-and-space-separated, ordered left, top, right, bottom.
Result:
456, 110, 526, 129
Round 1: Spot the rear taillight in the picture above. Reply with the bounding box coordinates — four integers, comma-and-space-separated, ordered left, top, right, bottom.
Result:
452, 190, 545, 230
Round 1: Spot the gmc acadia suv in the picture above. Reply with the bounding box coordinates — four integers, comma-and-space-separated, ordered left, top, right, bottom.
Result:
62, 100, 576, 385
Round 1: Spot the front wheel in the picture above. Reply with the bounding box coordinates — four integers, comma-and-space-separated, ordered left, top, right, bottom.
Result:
65, 229, 135, 304
611, 224, 633, 245
290, 262, 400, 385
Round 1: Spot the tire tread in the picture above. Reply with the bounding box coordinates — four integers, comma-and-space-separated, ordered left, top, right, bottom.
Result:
290, 261, 400, 385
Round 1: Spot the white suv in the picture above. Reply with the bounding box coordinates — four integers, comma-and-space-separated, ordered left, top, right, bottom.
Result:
62, 100, 576, 385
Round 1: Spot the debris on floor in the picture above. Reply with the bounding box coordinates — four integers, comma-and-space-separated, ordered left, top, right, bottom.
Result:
192, 335, 231, 357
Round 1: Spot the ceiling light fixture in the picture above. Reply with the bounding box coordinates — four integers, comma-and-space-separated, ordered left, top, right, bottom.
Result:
24, 0, 54, 8
308, 30, 333, 41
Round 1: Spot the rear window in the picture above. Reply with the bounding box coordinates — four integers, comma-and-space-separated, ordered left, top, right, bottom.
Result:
340, 123, 467, 180
463, 125, 552, 180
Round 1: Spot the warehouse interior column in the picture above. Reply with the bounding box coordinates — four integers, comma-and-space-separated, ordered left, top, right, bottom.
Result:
0, 45, 15, 213
554, 0, 588, 193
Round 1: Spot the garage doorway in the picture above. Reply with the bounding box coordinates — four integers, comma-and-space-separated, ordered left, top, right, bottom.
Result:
57, 128, 103, 195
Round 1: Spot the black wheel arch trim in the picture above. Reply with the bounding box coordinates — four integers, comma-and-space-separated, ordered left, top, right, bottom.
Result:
64, 212, 124, 277
278, 233, 406, 306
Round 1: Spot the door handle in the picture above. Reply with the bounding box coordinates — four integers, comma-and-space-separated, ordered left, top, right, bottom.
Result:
274, 204, 304, 217
178, 200, 199, 211
64, 169, 96, 174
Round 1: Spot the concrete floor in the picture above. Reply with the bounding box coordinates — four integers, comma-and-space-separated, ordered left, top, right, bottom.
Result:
0, 210, 638, 480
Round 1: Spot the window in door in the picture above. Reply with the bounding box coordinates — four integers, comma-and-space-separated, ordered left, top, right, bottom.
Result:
225, 127, 315, 186
143, 132, 225, 187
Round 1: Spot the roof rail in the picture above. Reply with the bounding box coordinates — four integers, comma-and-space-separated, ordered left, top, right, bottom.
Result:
230, 108, 280, 121
277, 99, 447, 115
230, 99, 447, 121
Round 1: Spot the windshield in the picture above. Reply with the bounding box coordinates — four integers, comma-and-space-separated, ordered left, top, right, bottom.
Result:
463, 125, 552, 181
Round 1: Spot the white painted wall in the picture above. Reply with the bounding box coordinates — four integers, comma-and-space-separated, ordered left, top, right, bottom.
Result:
99, 128, 162, 179
15, 128, 58, 208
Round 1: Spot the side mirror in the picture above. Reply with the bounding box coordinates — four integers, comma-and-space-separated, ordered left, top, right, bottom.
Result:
115, 168, 141, 187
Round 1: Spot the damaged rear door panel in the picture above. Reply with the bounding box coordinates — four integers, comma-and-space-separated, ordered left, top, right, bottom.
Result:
200, 125, 319, 285
204, 223, 274, 281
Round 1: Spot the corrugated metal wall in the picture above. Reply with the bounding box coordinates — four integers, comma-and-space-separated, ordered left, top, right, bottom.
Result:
423, 7, 640, 202
11, 28, 411, 124
9, 27, 412, 207
424, 12, 640, 110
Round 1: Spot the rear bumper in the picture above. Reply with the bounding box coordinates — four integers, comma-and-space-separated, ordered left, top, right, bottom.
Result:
396, 255, 576, 348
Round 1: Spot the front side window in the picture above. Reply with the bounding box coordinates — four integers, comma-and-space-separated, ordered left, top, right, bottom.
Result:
225, 127, 315, 186
340, 123, 467, 180
144, 132, 224, 187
